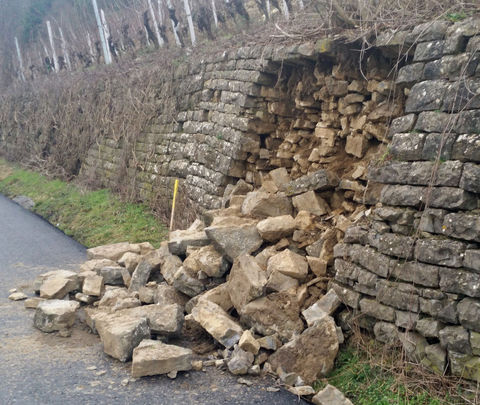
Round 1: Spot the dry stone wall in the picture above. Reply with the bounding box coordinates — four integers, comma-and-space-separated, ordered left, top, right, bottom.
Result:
333, 18, 480, 381
81, 39, 401, 211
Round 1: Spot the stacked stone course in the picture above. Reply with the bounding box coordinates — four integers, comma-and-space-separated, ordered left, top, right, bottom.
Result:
334, 18, 480, 381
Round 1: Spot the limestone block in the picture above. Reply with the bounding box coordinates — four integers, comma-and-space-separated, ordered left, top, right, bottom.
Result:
267, 249, 308, 280
227, 346, 254, 375
405, 80, 448, 112
281, 170, 339, 196
443, 213, 480, 243
256, 215, 295, 242
345, 133, 368, 158
312, 384, 353, 405
34, 300, 80, 333
83, 274, 104, 297
239, 330, 260, 355
292, 191, 329, 216
422, 344, 447, 375
240, 291, 304, 342
389, 133, 427, 161
439, 326, 471, 354
168, 229, 210, 256
269, 315, 339, 384
359, 298, 395, 322
131, 340, 192, 378
464, 250, 480, 273
87, 242, 141, 261
460, 163, 480, 193
413, 40, 445, 62
458, 298, 480, 332
183, 245, 229, 278
415, 239, 465, 268
421, 133, 457, 161
172, 266, 205, 297
191, 299, 243, 348
99, 266, 126, 286
373, 322, 399, 344
228, 254, 267, 312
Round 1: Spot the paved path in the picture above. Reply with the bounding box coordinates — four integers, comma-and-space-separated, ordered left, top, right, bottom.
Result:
0, 194, 306, 405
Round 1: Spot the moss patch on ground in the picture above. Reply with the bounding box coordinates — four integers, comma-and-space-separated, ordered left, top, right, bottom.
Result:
0, 159, 167, 248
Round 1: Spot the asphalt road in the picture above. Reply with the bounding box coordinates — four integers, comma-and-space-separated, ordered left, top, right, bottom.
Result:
0, 194, 307, 405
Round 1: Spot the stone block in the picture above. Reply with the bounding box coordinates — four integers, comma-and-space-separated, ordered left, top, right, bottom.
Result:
292, 191, 329, 216
269, 315, 339, 384
419, 297, 458, 324
267, 249, 308, 280
395, 310, 419, 330
312, 384, 353, 405
443, 79, 480, 112
376, 233, 415, 259
439, 326, 471, 354
405, 80, 449, 113
374, 322, 399, 344
460, 163, 480, 193
417, 208, 447, 234
449, 352, 480, 382
388, 114, 417, 138
414, 40, 445, 61
458, 298, 480, 332
191, 299, 243, 348
228, 254, 267, 312
183, 245, 229, 278
329, 282, 361, 309
391, 261, 440, 288
396, 64, 424, 85
168, 230, 210, 256
34, 300, 80, 333
443, 213, 480, 243
416, 318, 444, 338
454, 115, 480, 137
241, 191, 293, 218
389, 133, 427, 161
205, 217, 263, 262
377, 280, 419, 312
422, 344, 447, 375
422, 132, 457, 161
359, 298, 395, 322
415, 239, 465, 268
345, 133, 368, 158
97, 315, 150, 362
240, 291, 304, 342
281, 170, 339, 196
131, 340, 192, 378
464, 250, 480, 273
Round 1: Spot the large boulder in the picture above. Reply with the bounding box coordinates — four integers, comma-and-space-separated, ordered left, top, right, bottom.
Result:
256, 215, 295, 242
205, 217, 263, 262
34, 300, 80, 333
191, 299, 243, 348
269, 315, 339, 384
240, 291, 304, 342
228, 254, 267, 312
241, 191, 293, 218
131, 340, 193, 378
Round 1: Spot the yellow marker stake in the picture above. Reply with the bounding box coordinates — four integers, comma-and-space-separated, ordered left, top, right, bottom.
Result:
169, 179, 179, 231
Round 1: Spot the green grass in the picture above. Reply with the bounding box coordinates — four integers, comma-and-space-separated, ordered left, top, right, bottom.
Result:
315, 344, 467, 405
0, 159, 167, 248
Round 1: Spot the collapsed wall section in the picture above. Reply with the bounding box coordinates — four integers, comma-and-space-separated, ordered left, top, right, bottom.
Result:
81, 39, 401, 211
333, 18, 480, 381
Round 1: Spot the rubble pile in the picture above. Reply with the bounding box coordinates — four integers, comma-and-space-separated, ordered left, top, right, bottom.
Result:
13, 168, 368, 402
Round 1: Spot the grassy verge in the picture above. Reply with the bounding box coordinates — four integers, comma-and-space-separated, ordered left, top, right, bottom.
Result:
317, 336, 476, 405
0, 158, 167, 248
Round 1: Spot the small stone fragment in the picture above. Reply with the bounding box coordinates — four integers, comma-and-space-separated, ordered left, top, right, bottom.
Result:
239, 330, 261, 355
312, 384, 353, 405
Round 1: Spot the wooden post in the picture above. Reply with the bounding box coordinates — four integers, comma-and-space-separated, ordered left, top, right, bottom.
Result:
148, 0, 164, 47
91, 0, 112, 64
183, 0, 196, 46
14, 37, 25, 82
46, 20, 59, 72
169, 179, 179, 231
